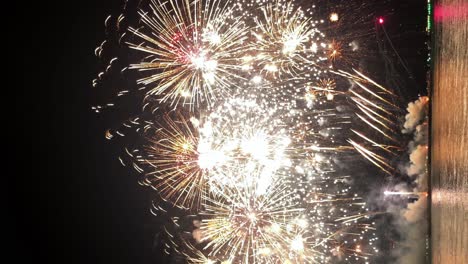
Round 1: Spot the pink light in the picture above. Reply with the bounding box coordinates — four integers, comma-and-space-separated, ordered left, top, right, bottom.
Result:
378, 17, 384, 24
435, 4, 468, 22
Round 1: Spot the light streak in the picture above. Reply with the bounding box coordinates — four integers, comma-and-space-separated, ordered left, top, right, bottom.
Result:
384, 191, 428, 196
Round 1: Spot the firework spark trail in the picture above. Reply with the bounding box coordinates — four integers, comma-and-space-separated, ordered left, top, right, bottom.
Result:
354, 81, 397, 108
349, 89, 394, 116
351, 129, 400, 155
357, 107, 396, 133
348, 139, 394, 175
334, 69, 402, 176
332, 69, 396, 96
351, 98, 395, 126
355, 113, 397, 142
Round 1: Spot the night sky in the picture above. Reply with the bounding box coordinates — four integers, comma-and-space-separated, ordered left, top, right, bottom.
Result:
12, 0, 427, 263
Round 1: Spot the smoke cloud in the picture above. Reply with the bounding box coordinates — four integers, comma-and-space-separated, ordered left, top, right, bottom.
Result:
402, 96, 429, 133
394, 96, 429, 264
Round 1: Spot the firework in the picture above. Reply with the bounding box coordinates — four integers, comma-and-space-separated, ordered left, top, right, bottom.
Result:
127, 0, 249, 108
143, 113, 206, 209
249, 0, 327, 79
142, 97, 292, 209
196, 97, 292, 195
199, 176, 302, 263
327, 40, 343, 62
338, 70, 402, 175
93, 0, 399, 263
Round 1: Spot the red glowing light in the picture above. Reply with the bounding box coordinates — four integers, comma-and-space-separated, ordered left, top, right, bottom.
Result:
378, 17, 384, 24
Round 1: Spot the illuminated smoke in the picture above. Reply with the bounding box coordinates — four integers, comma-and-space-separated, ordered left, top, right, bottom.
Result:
402, 96, 429, 133
395, 96, 429, 264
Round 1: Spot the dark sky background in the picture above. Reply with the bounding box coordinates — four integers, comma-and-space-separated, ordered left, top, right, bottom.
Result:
13, 0, 427, 263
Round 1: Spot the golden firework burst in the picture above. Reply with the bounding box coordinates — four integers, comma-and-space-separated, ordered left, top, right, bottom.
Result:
128, 0, 249, 108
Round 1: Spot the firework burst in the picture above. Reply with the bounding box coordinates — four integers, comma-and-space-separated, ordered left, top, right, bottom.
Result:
199, 176, 302, 264
196, 98, 292, 195
128, 0, 249, 108
142, 97, 292, 209
250, 0, 326, 79
142, 113, 206, 209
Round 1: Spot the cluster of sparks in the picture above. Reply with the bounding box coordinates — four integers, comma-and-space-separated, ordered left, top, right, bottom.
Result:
94, 0, 405, 263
